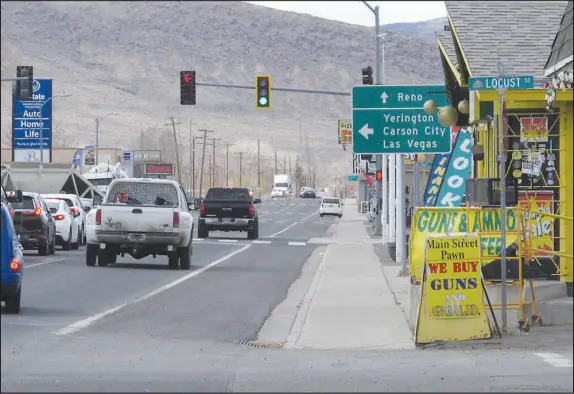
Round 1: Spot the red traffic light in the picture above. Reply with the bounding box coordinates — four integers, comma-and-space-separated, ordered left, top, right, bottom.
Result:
183, 74, 192, 83
376, 170, 382, 181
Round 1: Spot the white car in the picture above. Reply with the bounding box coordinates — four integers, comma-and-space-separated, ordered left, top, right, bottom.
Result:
319, 197, 343, 218
44, 198, 80, 250
42, 194, 87, 245
271, 188, 285, 198
80, 197, 94, 212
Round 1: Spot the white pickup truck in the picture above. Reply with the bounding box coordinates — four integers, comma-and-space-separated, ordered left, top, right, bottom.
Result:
86, 178, 195, 270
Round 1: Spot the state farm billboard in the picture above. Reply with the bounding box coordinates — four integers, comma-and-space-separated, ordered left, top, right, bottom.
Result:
144, 163, 175, 175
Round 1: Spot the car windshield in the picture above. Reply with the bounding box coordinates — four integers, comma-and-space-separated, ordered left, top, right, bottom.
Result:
205, 188, 251, 201
106, 182, 179, 206
7, 195, 35, 210
323, 198, 340, 205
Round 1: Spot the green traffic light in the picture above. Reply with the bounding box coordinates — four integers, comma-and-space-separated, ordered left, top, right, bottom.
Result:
259, 97, 268, 106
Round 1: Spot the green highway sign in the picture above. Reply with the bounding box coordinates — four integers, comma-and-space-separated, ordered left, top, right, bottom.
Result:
468, 76, 535, 91
352, 85, 451, 154
347, 175, 359, 182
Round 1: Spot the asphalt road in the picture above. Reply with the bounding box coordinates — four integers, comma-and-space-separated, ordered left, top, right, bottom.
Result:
2, 197, 573, 392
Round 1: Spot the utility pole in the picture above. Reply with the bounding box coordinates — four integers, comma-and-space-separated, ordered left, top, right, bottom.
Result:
274, 151, 278, 174
236, 152, 246, 187
225, 143, 234, 187
289, 156, 292, 175
188, 119, 195, 196
191, 136, 203, 198
197, 129, 214, 197
256, 139, 263, 197
166, 117, 183, 185
283, 156, 286, 175
209, 137, 221, 187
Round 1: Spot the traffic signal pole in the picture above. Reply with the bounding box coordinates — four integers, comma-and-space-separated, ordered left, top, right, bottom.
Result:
373, 5, 383, 237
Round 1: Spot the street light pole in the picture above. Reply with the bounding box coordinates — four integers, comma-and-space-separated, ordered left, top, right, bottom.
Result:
95, 112, 120, 164
362, 1, 384, 237
38, 93, 71, 168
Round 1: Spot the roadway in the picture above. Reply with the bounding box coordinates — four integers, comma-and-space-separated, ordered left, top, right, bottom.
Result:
1, 197, 573, 392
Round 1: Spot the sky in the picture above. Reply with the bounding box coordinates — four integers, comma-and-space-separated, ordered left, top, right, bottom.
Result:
245, 1, 447, 26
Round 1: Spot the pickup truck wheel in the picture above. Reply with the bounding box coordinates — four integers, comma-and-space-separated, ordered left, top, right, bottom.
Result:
168, 252, 179, 270
86, 244, 98, 266
4, 288, 21, 314
97, 248, 113, 267
179, 240, 192, 270
198, 224, 209, 239
247, 224, 259, 240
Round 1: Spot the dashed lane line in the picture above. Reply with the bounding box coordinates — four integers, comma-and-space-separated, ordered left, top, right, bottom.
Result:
54, 244, 252, 336
26, 257, 66, 269
534, 353, 573, 367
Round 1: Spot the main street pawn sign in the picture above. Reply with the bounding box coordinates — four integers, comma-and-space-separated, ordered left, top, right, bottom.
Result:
352, 85, 452, 154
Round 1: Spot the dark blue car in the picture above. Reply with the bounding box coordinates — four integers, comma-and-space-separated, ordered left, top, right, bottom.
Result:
1, 203, 24, 313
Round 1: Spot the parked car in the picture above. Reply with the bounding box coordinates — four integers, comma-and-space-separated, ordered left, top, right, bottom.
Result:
42, 194, 87, 245
1, 203, 24, 313
8, 192, 56, 255
44, 198, 80, 250
1, 186, 23, 221
319, 197, 343, 218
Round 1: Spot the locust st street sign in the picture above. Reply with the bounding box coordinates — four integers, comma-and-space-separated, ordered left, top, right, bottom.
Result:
352, 85, 451, 154
468, 75, 535, 91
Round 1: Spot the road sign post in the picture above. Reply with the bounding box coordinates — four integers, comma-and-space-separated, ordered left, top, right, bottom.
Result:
352, 85, 451, 154
468, 69, 533, 333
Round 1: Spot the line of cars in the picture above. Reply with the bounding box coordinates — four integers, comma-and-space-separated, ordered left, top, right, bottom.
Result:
1, 186, 92, 314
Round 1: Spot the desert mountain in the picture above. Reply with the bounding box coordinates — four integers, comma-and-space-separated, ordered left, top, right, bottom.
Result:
1, 1, 444, 182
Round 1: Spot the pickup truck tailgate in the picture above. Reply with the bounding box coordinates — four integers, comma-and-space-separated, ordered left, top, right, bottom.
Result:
100, 205, 175, 233
204, 202, 251, 218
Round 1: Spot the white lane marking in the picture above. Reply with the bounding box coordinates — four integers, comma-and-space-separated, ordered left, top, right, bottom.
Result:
193, 238, 203, 241
26, 258, 66, 269
288, 242, 307, 246
218, 239, 238, 243
265, 222, 298, 237
252, 240, 272, 244
274, 220, 285, 223
534, 353, 573, 367
53, 244, 252, 336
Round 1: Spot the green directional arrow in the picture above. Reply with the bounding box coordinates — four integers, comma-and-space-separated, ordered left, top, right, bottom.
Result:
352, 108, 452, 154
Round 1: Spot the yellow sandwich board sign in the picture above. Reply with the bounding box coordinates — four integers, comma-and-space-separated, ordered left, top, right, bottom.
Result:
415, 233, 492, 344
409, 207, 520, 283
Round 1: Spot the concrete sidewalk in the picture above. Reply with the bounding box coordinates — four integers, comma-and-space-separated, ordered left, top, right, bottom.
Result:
285, 200, 414, 349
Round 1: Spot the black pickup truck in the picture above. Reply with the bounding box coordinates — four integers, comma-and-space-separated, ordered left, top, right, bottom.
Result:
197, 187, 261, 239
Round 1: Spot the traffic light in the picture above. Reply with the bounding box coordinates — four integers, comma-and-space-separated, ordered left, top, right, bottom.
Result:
16, 66, 33, 101
376, 170, 382, 181
362, 66, 373, 85
180, 70, 196, 105
256, 75, 271, 109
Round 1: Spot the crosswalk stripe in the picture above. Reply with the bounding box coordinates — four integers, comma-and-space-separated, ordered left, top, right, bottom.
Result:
288, 242, 307, 246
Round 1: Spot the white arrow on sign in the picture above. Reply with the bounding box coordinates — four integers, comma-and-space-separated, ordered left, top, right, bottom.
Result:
380, 91, 389, 104
359, 124, 374, 139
